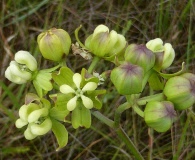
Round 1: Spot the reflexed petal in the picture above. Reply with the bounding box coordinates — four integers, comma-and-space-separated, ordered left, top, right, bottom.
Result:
15, 118, 28, 128
19, 103, 40, 121
82, 82, 97, 91
81, 95, 93, 109
28, 108, 48, 123
60, 84, 75, 94
146, 38, 164, 52
24, 126, 37, 140
5, 67, 27, 84
10, 61, 32, 80
15, 50, 37, 71
30, 118, 52, 135
73, 73, 82, 89
67, 96, 77, 111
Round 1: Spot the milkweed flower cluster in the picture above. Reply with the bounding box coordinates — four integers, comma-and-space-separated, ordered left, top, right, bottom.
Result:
4, 24, 195, 151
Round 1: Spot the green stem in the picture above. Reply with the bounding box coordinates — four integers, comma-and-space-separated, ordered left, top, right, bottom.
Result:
148, 128, 154, 160
132, 104, 144, 117
88, 56, 100, 74
92, 111, 144, 160
172, 113, 190, 160
137, 93, 165, 105
92, 111, 114, 128
116, 127, 144, 160
114, 102, 131, 128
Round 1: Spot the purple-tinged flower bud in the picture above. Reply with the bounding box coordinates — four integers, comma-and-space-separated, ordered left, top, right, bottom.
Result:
164, 73, 195, 110
144, 101, 176, 132
125, 44, 155, 72
110, 62, 144, 95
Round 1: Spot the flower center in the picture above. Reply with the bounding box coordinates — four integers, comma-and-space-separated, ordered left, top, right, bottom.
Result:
75, 88, 83, 98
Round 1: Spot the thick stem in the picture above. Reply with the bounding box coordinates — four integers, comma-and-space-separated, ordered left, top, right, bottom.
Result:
137, 93, 165, 105
88, 56, 100, 74
92, 111, 144, 160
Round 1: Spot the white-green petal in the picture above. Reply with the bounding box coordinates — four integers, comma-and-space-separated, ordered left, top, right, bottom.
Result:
9, 61, 32, 80
28, 108, 48, 123
146, 38, 164, 52
67, 96, 77, 111
15, 50, 37, 71
30, 118, 52, 135
73, 73, 82, 89
15, 118, 28, 128
24, 126, 37, 140
93, 25, 109, 38
60, 84, 75, 94
82, 82, 97, 92
19, 103, 40, 121
5, 67, 27, 84
81, 95, 93, 109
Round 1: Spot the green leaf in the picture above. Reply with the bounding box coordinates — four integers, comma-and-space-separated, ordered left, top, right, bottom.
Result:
55, 93, 73, 108
35, 71, 53, 91
52, 67, 74, 86
72, 106, 81, 129
81, 106, 91, 128
33, 80, 43, 97
50, 107, 69, 121
148, 72, 164, 90
51, 119, 68, 151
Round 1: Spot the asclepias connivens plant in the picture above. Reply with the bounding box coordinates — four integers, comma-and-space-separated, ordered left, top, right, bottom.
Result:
4, 25, 195, 159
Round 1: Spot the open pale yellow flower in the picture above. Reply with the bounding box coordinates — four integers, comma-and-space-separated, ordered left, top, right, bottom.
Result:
60, 73, 97, 111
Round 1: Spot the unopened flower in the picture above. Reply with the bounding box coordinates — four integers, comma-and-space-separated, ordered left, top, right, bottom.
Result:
5, 51, 37, 84
37, 28, 71, 61
125, 44, 155, 72
144, 101, 176, 132
84, 24, 126, 60
164, 73, 195, 110
146, 38, 175, 70
110, 62, 144, 95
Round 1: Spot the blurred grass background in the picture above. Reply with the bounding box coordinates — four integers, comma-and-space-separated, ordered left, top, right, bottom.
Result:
0, 0, 195, 159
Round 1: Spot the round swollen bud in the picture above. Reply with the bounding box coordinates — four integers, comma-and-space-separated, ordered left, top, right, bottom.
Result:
164, 73, 195, 110
110, 62, 144, 95
125, 44, 155, 72
144, 101, 176, 132
37, 28, 71, 61
85, 24, 126, 58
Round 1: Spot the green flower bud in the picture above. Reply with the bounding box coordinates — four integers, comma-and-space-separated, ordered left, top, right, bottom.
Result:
124, 44, 155, 72
110, 62, 144, 95
164, 73, 195, 110
146, 38, 175, 70
144, 101, 176, 132
37, 28, 71, 61
85, 24, 126, 59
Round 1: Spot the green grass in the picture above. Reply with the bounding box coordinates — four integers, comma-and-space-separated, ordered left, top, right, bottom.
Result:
0, 0, 195, 159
